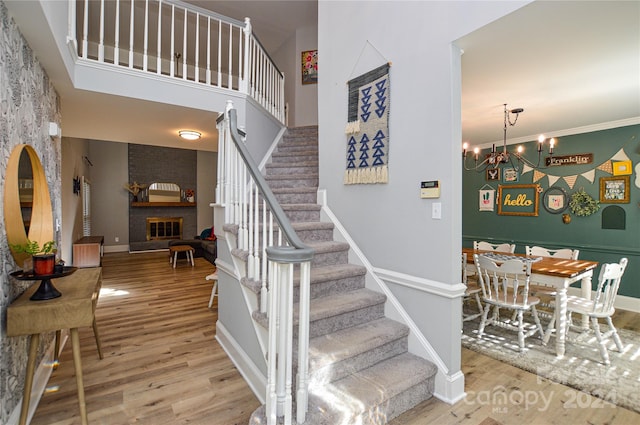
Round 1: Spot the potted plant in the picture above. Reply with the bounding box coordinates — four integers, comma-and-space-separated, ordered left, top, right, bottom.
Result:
185, 188, 195, 202
10, 240, 57, 275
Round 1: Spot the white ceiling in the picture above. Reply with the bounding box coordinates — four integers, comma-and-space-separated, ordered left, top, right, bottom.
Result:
457, 0, 640, 148
7, 1, 639, 152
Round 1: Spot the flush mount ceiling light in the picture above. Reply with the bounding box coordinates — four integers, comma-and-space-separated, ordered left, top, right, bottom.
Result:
178, 130, 201, 140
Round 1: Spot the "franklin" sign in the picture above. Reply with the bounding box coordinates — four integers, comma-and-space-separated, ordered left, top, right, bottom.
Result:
545, 153, 593, 167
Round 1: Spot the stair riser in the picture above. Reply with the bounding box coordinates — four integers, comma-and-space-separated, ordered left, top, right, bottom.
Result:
310, 337, 408, 383
311, 249, 349, 267
266, 165, 318, 176
378, 380, 435, 422
296, 228, 334, 243
296, 273, 366, 301
274, 192, 317, 204
271, 153, 318, 163
277, 144, 318, 153
305, 303, 385, 339
285, 210, 321, 222
255, 273, 366, 311
266, 177, 319, 188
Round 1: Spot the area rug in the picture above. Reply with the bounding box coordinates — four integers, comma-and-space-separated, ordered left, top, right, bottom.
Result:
461, 314, 640, 413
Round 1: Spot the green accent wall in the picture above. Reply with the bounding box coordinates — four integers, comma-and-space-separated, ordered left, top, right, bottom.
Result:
463, 124, 640, 299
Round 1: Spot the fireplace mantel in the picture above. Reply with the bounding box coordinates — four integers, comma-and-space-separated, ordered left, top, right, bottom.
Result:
131, 202, 196, 207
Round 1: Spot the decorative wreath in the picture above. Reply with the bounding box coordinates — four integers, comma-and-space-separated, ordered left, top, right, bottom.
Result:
569, 188, 600, 217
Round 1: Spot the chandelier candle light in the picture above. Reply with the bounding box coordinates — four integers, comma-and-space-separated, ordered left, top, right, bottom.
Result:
463, 104, 556, 172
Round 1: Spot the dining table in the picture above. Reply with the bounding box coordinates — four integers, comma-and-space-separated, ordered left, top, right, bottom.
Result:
462, 247, 599, 357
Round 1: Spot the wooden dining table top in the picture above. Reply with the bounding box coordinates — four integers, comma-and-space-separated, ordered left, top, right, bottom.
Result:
462, 247, 598, 279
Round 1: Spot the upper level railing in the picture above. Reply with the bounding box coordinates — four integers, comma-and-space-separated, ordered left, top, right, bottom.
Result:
217, 102, 314, 424
68, 0, 284, 123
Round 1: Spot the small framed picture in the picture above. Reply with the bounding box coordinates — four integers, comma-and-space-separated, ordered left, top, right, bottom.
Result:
301, 50, 318, 85
600, 176, 630, 203
503, 168, 519, 183
486, 168, 500, 181
542, 186, 568, 214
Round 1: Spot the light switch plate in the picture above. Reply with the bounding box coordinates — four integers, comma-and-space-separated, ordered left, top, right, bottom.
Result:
432, 202, 442, 219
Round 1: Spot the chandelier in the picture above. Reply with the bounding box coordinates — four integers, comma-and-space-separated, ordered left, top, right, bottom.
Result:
463, 104, 555, 172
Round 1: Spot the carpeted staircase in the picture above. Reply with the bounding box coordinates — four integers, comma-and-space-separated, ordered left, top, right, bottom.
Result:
241, 126, 437, 424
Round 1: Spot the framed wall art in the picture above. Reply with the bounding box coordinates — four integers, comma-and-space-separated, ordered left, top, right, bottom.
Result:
542, 186, 568, 214
502, 167, 519, 183
600, 175, 630, 203
301, 50, 318, 85
486, 168, 500, 181
497, 184, 540, 216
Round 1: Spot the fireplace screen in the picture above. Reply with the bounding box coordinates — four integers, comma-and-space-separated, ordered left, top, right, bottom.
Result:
146, 217, 183, 240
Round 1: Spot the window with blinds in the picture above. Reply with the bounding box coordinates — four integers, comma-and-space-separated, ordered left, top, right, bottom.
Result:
82, 176, 91, 236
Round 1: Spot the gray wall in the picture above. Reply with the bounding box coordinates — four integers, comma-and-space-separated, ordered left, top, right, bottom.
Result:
0, 1, 62, 419
318, 0, 528, 375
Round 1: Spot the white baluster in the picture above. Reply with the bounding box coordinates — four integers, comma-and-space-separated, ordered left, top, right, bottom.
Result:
170, 4, 175, 77
296, 260, 311, 423
194, 12, 199, 82
266, 260, 279, 425
217, 20, 222, 86
114, 0, 120, 65
253, 183, 261, 279
143, 0, 149, 70
156, 0, 161, 73
227, 24, 233, 88
246, 180, 254, 275
82, 0, 88, 58
128, 0, 134, 67
98, 0, 105, 61
260, 198, 268, 313
182, 8, 187, 79
206, 17, 211, 84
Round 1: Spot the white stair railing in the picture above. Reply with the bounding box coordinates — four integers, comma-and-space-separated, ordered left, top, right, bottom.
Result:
217, 101, 313, 424
68, 0, 284, 123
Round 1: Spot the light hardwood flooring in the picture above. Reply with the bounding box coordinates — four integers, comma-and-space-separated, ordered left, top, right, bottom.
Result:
28, 251, 640, 425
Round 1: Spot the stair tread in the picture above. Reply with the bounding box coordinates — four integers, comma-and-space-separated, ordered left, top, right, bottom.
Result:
313, 353, 437, 411
305, 288, 385, 323
265, 173, 319, 180
281, 204, 322, 210
292, 221, 334, 230
272, 187, 317, 194
306, 240, 350, 254
266, 161, 318, 168
309, 318, 408, 367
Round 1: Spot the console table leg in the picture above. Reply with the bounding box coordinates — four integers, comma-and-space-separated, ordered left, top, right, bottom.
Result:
54, 330, 61, 367
19, 333, 39, 425
92, 318, 104, 360
71, 328, 89, 425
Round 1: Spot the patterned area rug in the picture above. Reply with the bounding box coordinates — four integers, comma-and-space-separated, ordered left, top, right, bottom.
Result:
462, 313, 640, 413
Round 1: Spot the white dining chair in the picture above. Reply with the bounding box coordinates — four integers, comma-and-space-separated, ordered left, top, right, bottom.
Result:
526, 245, 580, 333
474, 241, 516, 254
462, 253, 483, 322
474, 253, 544, 351
564, 258, 628, 365
526, 245, 579, 260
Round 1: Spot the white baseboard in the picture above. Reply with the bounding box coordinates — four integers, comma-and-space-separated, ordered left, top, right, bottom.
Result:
433, 370, 466, 405
7, 333, 67, 425
103, 244, 129, 253
215, 320, 266, 404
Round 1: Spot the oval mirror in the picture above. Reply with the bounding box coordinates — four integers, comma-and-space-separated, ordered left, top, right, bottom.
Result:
4, 144, 54, 268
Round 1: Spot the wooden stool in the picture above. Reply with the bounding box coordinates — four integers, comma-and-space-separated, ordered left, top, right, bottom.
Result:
206, 271, 218, 308
169, 245, 195, 268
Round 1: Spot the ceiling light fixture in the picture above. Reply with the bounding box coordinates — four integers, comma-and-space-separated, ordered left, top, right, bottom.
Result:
463, 104, 555, 172
179, 130, 201, 141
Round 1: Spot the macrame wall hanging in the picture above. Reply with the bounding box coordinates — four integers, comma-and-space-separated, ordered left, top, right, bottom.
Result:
344, 57, 391, 185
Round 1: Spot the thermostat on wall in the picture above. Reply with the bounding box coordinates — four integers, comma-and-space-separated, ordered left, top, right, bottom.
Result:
420, 180, 440, 198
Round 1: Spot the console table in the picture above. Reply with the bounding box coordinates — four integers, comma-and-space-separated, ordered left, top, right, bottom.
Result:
7, 268, 103, 425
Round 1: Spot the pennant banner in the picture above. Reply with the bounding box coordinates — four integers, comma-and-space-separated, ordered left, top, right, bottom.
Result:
563, 175, 578, 189
597, 161, 613, 174
581, 169, 595, 183
533, 170, 545, 183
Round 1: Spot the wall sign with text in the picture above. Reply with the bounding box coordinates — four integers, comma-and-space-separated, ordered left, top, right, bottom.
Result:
545, 153, 593, 167
497, 184, 540, 216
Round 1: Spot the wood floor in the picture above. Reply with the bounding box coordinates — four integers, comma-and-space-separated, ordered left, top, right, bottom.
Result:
29, 251, 640, 425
